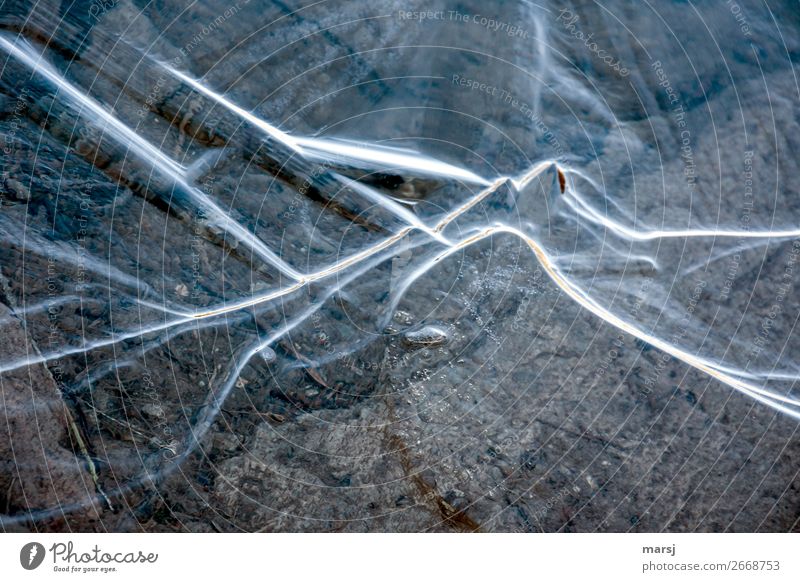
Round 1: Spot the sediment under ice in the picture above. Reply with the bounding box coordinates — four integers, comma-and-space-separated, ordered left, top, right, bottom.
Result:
1, 20, 798, 524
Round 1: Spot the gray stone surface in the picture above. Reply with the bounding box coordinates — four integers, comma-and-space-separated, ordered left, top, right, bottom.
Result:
0, 0, 798, 532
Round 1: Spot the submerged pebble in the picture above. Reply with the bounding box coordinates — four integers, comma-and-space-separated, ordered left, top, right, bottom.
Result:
3, 177, 31, 201
393, 310, 414, 325
401, 325, 449, 350
259, 346, 277, 363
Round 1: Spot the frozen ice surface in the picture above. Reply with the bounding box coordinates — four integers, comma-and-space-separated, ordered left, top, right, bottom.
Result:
1, 0, 799, 531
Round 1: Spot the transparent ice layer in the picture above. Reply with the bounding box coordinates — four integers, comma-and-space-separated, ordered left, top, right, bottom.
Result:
1, 0, 798, 527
